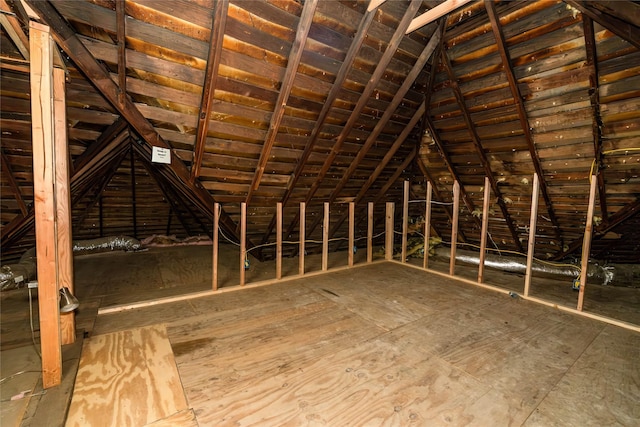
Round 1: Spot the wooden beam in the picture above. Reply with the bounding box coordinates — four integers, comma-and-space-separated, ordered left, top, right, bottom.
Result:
577, 176, 598, 311
582, 16, 607, 223
423, 181, 432, 269
524, 173, 540, 297
385, 202, 394, 261
485, 0, 562, 240
319, 26, 442, 219
322, 202, 329, 271
0, 0, 30, 59
441, 49, 524, 252
53, 66, 75, 345
367, 0, 388, 12
299, 202, 305, 275
1, 149, 29, 216
554, 198, 640, 260
116, 0, 126, 106
282, 0, 421, 240
401, 180, 410, 263
245, 0, 318, 205
407, 0, 475, 34
477, 177, 490, 283
348, 202, 355, 267
26, 0, 256, 257
449, 181, 460, 276
260, 8, 377, 244
240, 202, 246, 286
212, 202, 219, 290
367, 202, 373, 263
129, 146, 137, 238
276, 202, 282, 279
565, 0, 640, 50
191, 0, 228, 182
30, 20, 62, 389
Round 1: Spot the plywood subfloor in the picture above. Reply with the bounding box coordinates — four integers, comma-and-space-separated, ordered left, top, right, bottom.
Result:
66, 324, 194, 427
93, 262, 639, 426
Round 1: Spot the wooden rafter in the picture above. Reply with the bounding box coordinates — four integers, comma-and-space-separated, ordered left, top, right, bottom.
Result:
553, 198, 640, 261
1, 117, 130, 249
367, 0, 388, 12
582, 15, 607, 223
260, 6, 377, 244
25, 0, 257, 256
129, 146, 137, 238
1, 148, 29, 216
485, 0, 562, 240
565, 0, 640, 50
116, 0, 126, 106
283, 0, 422, 240
440, 49, 524, 252
190, 0, 228, 182
425, 116, 481, 233
320, 24, 442, 221
244, 0, 318, 206
0, 0, 29, 59
407, 0, 476, 34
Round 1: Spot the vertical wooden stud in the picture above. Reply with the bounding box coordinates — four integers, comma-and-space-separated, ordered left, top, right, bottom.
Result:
322, 202, 329, 271
423, 181, 432, 269
449, 181, 460, 276
212, 203, 219, 290
53, 67, 75, 345
299, 202, 305, 275
276, 202, 282, 279
524, 173, 540, 296
577, 176, 598, 311
30, 21, 62, 388
401, 180, 409, 263
385, 202, 394, 261
478, 177, 491, 283
240, 202, 246, 286
348, 202, 355, 267
367, 202, 374, 263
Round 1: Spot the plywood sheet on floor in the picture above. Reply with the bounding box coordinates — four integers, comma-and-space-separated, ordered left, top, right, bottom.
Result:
0, 346, 40, 427
66, 324, 190, 427
91, 262, 638, 426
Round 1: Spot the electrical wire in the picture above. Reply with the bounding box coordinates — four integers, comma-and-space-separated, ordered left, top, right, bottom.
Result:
0, 370, 41, 385
589, 147, 640, 181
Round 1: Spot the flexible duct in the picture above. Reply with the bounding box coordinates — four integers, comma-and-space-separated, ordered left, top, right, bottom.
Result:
1, 236, 141, 291
432, 247, 617, 286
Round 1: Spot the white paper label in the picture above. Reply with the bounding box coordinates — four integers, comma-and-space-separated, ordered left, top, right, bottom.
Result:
151, 146, 171, 164
14, 275, 24, 283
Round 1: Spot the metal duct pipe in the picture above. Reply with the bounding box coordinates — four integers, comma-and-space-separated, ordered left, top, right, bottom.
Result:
432, 247, 616, 286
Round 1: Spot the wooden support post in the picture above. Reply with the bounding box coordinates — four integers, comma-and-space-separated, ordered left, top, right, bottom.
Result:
348, 202, 355, 267
478, 177, 491, 283
524, 173, 540, 296
276, 202, 282, 279
367, 202, 374, 263
53, 67, 75, 345
212, 203, 219, 290
30, 21, 62, 388
385, 202, 394, 261
130, 147, 137, 238
423, 182, 432, 269
401, 180, 409, 263
299, 202, 305, 275
450, 181, 460, 276
578, 176, 598, 311
240, 202, 246, 286
322, 202, 329, 271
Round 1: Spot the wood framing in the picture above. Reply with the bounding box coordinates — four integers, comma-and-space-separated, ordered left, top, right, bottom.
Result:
245, 0, 318, 205
1, 149, 28, 216
348, 202, 355, 267
213, 202, 219, 290
322, 202, 329, 271
116, 0, 126, 106
477, 177, 491, 283
524, 173, 540, 297
401, 181, 410, 263
299, 202, 305, 275
423, 182, 432, 269
240, 202, 246, 286
385, 202, 394, 261
191, 0, 228, 182
0, 0, 29, 59
406, 0, 475, 33
449, 180, 460, 276
367, 202, 374, 263
565, 0, 640, 49
30, 21, 62, 388
276, 202, 282, 279
578, 177, 598, 311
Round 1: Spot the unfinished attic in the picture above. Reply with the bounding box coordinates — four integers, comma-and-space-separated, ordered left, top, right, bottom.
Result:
1, 0, 638, 425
